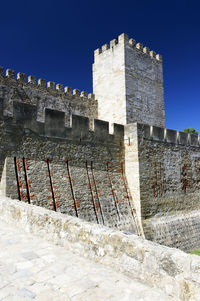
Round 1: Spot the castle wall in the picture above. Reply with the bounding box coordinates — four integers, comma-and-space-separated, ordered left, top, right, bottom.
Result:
93, 33, 165, 128
0, 66, 98, 127
125, 123, 200, 251
0, 101, 139, 233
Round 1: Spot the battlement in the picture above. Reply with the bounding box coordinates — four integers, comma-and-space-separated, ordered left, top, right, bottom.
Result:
1, 101, 124, 145
0, 66, 96, 101
94, 33, 162, 62
138, 124, 200, 147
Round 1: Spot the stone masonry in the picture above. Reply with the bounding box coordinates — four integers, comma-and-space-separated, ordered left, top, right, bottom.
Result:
0, 32, 200, 256
1, 196, 200, 301
0, 217, 177, 301
93, 33, 165, 127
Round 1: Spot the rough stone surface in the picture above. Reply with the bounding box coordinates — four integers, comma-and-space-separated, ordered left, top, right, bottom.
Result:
1, 196, 200, 301
0, 217, 178, 301
0, 71, 98, 127
0, 99, 139, 233
93, 33, 165, 127
124, 123, 200, 251
0, 157, 138, 233
1, 32, 200, 257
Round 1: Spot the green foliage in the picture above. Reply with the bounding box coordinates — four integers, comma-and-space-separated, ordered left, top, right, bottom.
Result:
191, 249, 200, 256
184, 128, 199, 135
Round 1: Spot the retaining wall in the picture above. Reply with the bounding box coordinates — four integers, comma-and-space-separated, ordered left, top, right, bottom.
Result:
0, 101, 139, 233
1, 196, 200, 301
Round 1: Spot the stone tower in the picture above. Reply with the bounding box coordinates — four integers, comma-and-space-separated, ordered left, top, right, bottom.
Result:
93, 33, 165, 127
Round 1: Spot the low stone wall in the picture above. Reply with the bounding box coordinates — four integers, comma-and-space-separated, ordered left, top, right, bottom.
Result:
143, 211, 200, 252
1, 197, 200, 300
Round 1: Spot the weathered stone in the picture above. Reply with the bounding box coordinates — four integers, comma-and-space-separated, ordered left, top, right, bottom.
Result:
1, 196, 200, 300
93, 33, 165, 128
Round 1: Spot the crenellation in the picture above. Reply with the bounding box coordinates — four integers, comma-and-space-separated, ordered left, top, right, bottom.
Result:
156, 54, 162, 61
6, 69, 15, 78
94, 33, 161, 64
1, 100, 123, 145
71, 114, 89, 139
150, 50, 156, 58
0, 65, 96, 105
129, 38, 136, 47
38, 78, 46, 88
165, 128, 178, 144
136, 42, 143, 50
81, 91, 88, 97
64, 86, 72, 94
73, 89, 80, 96
190, 133, 199, 146
110, 39, 117, 47
139, 124, 200, 147
93, 33, 165, 127
143, 46, 150, 54
94, 119, 109, 142
151, 125, 165, 141
56, 83, 64, 92
17, 72, 26, 82
101, 44, 109, 52
47, 81, 55, 89
179, 131, 189, 145
94, 48, 102, 56
28, 75, 36, 85
118, 33, 129, 43
88, 93, 95, 100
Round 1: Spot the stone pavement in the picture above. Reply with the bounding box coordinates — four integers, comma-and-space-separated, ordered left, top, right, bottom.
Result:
0, 219, 179, 301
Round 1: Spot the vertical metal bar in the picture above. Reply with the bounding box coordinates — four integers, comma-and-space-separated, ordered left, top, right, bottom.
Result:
66, 160, 78, 217
22, 158, 31, 204
47, 159, 56, 211
106, 162, 120, 220
86, 161, 99, 224
14, 157, 21, 201
91, 161, 104, 224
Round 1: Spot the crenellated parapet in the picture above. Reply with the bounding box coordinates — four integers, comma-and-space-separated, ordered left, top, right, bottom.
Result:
0, 101, 124, 146
94, 33, 162, 63
93, 33, 165, 128
138, 124, 200, 147
0, 66, 96, 101
0, 66, 98, 127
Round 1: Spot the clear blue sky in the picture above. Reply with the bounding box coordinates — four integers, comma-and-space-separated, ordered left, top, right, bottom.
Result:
0, 0, 199, 132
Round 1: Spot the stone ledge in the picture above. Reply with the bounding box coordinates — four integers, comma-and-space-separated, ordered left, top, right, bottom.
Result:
0, 196, 200, 300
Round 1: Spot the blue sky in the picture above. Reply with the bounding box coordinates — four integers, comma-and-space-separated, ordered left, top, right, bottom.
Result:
0, 0, 199, 132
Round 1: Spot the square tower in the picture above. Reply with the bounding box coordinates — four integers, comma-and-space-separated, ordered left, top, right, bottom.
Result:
93, 33, 165, 127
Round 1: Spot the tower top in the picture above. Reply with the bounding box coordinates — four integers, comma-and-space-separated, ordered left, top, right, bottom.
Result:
94, 33, 162, 62
93, 33, 165, 127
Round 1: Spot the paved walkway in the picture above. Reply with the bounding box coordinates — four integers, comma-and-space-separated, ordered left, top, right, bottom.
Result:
0, 219, 179, 301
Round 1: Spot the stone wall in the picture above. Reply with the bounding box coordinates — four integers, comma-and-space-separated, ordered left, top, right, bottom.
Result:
0, 66, 98, 127
93, 33, 165, 128
125, 123, 200, 251
1, 196, 200, 301
0, 101, 139, 233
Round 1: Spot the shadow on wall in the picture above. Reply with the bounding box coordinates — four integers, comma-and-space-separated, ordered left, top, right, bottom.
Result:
0, 157, 140, 235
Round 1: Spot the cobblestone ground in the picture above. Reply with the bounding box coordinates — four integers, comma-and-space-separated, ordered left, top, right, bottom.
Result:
0, 219, 179, 301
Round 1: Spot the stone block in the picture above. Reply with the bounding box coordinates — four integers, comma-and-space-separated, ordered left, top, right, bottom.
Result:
44, 108, 66, 138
